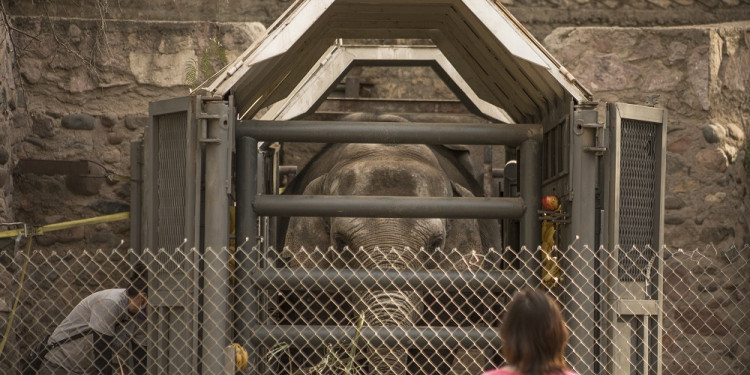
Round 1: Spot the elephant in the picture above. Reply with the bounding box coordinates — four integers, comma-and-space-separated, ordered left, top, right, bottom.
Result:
276, 114, 501, 375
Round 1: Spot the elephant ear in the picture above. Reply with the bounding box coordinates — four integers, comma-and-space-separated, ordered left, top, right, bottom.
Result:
443, 182, 483, 270
281, 175, 331, 268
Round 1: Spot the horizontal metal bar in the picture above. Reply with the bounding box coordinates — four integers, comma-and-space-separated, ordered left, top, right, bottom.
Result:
250, 325, 501, 348
252, 268, 528, 293
278, 165, 297, 175
237, 120, 542, 146
615, 299, 660, 316
253, 195, 525, 218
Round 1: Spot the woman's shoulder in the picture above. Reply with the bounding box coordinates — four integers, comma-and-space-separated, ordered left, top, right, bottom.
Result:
481, 368, 517, 375
481, 368, 579, 375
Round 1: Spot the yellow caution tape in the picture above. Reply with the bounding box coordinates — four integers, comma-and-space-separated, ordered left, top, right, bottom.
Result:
0, 236, 32, 357
0, 212, 130, 356
0, 212, 130, 239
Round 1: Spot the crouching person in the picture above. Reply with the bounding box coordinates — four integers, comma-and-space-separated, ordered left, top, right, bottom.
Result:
40, 266, 148, 375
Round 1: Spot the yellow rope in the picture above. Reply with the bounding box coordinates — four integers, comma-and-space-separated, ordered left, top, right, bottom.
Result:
0, 212, 130, 355
0, 212, 130, 239
0, 236, 33, 357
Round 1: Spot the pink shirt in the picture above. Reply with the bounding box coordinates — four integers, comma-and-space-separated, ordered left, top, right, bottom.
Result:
482, 367, 578, 375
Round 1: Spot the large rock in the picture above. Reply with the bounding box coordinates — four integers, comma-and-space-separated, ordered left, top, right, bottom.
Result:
702, 124, 725, 144
695, 148, 729, 172
124, 116, 147, 131
0, 148, 9, 165
32, 113, 56, 138
61, 114, 95, 130
100, 114, 118, 128
674, 306, 730, 336
88, 199, 130, 215
129, 49, 196, 87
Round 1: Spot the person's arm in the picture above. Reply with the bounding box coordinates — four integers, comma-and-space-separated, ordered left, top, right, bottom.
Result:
92, 331, 115, 375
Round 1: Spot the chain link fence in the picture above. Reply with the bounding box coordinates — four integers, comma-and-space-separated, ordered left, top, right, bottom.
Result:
1, 242, 748, 375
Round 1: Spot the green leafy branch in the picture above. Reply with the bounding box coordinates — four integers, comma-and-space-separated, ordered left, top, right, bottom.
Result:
184, 37, 228, 89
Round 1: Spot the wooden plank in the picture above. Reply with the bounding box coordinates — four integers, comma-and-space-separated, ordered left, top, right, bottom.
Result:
233, 24, 336, 118
264, 45, 512, 123
333, 28, 434, 40
437, 8, 539, 115
216, 0, 584, 121
460, 0, 590, 101
426, 31, 503, 107
430, 30, 526, 121
442, 7, 544, 118
262, 44, 352, 120
205, 0, 336, 96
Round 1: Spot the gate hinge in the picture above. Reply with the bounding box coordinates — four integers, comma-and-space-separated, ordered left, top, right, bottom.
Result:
578, 120, 607, 155
198, 111, 223, 143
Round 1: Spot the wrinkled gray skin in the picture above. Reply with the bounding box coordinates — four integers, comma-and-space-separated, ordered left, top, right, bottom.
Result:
282, 143, 490, 267
279, 114, 498, 374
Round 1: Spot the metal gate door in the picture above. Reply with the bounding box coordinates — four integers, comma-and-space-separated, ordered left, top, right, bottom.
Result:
234, 118, 545, 374
603, 102, 667, 375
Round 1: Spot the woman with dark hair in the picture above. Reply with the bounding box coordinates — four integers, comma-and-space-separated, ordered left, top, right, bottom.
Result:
482, 289, 577, 375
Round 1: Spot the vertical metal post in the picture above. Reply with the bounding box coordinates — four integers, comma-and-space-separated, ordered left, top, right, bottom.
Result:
256, 143, 269, 375
483, 146, 493, 197
235, 136, 258, 363
519, 139, 541, 283
203, 100, 231, 375
129, 141, 142, 261
270, 143, 281, 250
567, 107, 598, 375
502, 160, 519, 255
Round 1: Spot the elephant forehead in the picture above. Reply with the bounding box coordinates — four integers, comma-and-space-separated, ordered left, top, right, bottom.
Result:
331, 160, 449, 196
337, 217, 445, 240
337, 144, 440, 165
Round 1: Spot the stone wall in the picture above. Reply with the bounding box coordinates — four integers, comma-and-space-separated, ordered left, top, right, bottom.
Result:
6, 0, 750, 39
0, 15, 20, 226
0, 16, 21, 375
544, 22, 750, 374
6, 17, 264, 252
545, 22, 750, 250
0, 16, 265, 372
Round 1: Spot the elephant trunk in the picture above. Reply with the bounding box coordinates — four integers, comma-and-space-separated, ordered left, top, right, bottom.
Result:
356, 245, 423, 375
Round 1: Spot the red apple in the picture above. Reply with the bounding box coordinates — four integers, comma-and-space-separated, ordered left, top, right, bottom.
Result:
542, 195, 560, 211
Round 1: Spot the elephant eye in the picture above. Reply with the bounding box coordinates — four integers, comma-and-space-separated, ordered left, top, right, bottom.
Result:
426, 236, 445, 265
334, 234, 351, 251
427, 236, 444, 254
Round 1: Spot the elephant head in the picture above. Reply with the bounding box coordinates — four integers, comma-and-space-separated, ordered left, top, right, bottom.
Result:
283, 143, 484, 271
278, 115, 497, 374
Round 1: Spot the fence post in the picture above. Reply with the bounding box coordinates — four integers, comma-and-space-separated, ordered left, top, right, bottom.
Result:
203, 100, 232, 375
129, 141, 142, 262
566, 106, 599, 375
519, 139, 541, 282
235, 136, 259, 370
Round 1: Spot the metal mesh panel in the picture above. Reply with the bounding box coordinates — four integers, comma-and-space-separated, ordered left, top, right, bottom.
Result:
542, 119, 568, 182
618, 119, 658, 282
2, 243, 748, 375
155, 112, 188, 263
